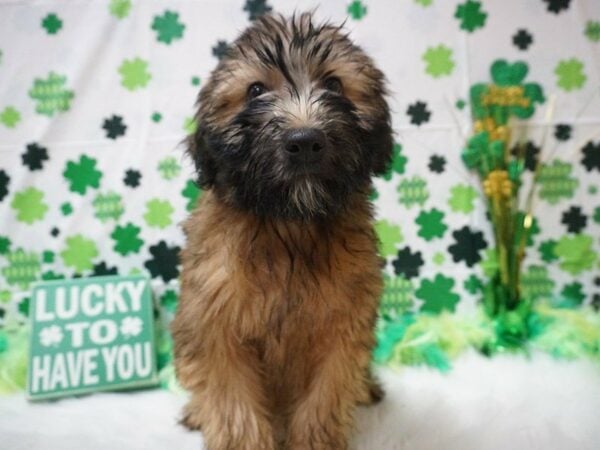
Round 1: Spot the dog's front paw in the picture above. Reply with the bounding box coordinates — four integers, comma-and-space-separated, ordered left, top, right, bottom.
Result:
179, 412, 202, 431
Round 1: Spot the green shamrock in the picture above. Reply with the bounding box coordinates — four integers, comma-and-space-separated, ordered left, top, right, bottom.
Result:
182, 179, 202, 211
0, 236, 10, 255
61, 202, 73, 216
375, 220, 403, 257
415, 208, 447, 241
398, 176, 429, 208
470, 60, 545, 124
462, 132, 503, 174
1, 249, 41, 289
61, 235, 99, 273
538, 239, 558, 262
158, 156, 181, 180
63, 155, 102, 194
381, 143, 407, 181
463, 274, 483, 294
0, 106, 21, 128
119, 58, 151, 91
555, 58, 586, 91
415, 0, 433, 7
93, 191, 124, 222
593, 206, 600, 224
554, 234, 596, 275
448, 184, 477, 213
11, 187, 48, 224
41, 13, 62, 34
144, 199, 174, 229
560, 282, 585, 307
416, 274, 460, 314
423, 45, 454, 78
585, 21, 600, 42
160, 289, 179, 313
520, 265, 554, 300
151, 112, 162, 123
380, 275, 413, 318
109, 0, 131, 19
537, 160, 578, 205
152, 10, 185, 44
29, 72, 74, 116
454, 0, 487, 33
111, 222, 144, 255
347, 0, 367, 20
42, 250, 54, 263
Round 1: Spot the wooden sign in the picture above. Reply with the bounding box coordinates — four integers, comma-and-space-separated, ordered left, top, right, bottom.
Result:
27, 275, 158, 400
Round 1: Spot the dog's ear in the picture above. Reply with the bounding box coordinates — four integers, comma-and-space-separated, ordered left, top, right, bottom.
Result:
366, 115, 394, 176
186, 126, 218, 188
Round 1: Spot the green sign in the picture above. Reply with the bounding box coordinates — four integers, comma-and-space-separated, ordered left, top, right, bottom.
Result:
27, 275, 158, 400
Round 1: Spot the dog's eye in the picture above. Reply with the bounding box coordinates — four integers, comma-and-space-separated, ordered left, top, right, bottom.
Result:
247, 82, 267, 100
323, 77, 343, 94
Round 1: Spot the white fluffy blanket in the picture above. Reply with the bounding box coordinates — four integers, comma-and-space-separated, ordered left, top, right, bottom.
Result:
1, 352, 599, 450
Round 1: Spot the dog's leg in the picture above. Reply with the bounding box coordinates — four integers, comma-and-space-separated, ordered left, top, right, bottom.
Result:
285, 330, 373, 450
177, 339, 276, 450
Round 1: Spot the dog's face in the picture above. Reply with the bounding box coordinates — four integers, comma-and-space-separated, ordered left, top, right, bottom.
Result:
190, 13, 393, 219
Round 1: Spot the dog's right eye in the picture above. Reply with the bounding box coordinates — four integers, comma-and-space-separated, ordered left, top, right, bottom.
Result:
247, 82, 267, 100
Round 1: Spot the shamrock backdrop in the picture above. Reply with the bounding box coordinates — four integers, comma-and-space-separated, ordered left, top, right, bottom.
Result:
1, 1, 599, 332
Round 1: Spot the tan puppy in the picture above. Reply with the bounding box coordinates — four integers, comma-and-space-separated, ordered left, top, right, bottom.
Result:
172, 12, 393, 450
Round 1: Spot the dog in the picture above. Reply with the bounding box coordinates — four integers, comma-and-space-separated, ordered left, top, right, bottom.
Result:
172, 12, 393, 450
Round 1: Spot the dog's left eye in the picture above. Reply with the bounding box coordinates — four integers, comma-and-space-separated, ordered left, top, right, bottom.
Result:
323, 77, 343, 94
247, 82, 267, 100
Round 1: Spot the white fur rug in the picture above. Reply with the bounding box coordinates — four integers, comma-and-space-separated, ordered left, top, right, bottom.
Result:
1, 351, 599, 450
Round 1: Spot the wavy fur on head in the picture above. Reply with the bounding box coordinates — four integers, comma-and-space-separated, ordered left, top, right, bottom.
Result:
173, 12, 392, 450
188, 12, 392, 219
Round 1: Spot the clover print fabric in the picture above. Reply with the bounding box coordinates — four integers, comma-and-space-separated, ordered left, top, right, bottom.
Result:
0, 0, 599, 325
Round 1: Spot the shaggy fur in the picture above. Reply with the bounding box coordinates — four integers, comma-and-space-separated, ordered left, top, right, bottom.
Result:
172, 12, 393, 450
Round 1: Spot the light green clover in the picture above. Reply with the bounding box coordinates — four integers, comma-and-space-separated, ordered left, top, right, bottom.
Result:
110, 0, 132, 19
375, 220, 403, 257
554, 234, 596, 275
61, 235, 99, 273
423, 45, 455, 78
0, 106, 21, 128
555, 59, 586, 91
144, 199, 174, 229
11, 187, 48, 224
119, 58, 151, 91
448, 184, 478, 213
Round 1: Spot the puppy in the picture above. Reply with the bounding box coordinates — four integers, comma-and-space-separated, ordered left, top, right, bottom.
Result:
172, 12, 393, 450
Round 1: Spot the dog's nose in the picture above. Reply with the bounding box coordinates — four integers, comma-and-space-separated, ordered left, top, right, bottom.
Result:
284, 128, 326, 163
